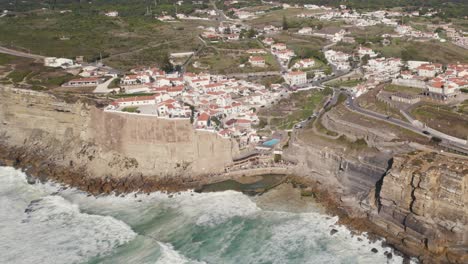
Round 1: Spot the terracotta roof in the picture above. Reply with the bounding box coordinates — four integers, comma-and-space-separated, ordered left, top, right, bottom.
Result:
70, 77, 102, 82
198, 112, 210, 121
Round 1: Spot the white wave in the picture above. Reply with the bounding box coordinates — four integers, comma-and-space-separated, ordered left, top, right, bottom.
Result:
0, 167, 137, 264
0, 166, 413, 264
156, 242, 206, 264
176, 191, 260, 227
248, 211, 405, 264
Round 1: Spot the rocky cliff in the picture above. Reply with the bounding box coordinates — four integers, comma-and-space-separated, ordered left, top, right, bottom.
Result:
373, 151, 467, 263
284, 128, 467, 263
0, 87, 238, 193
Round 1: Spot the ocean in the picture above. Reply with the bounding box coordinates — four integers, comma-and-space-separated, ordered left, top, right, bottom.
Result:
0, 166, 413, 264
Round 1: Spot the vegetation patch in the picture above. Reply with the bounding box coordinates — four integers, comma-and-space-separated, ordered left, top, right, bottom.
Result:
121, 106, 140, 113
411, 104, 468, 139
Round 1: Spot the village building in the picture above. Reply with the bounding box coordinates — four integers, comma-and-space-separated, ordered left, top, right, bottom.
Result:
246, 49, 267, 54
358, 45, 378, 58
44, 57, 76, 68
196, 112, 211, 128
262, 38, 275, 46
417, 63, 443, 78
64, 77, 104, 87
298, 27, 313, 35
284, 71, 307, 86
249, 56, 266, 67
104, 11, 119, 17
292, 59, 315, 69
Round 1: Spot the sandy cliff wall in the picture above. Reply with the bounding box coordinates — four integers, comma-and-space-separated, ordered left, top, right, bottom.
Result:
0, 87, 238, 188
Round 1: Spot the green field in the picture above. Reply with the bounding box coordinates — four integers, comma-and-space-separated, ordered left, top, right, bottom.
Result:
0, 7, 213, 70
411, 104, 468, 139
371, 39, 468, 64
383, 84, 422, 95
258, 88, 332, 130
187, 49, 279, 74
0, 54, 74, 89
327, 79, 363, 88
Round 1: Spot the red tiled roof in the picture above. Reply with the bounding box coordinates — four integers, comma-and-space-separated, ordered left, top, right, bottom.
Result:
198, 112, 210, 121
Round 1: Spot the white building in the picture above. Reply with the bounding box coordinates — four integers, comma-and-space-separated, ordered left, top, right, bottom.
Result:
284, 71, 307, 86
408, 60, 430, 70
417, 64, 443, 78
358, 46, 378, 58
105, 11, 119, 17
44, 57, 75, 68
298, 27, 313, 35
292, 59, 315, 69
249, 56, 266, 67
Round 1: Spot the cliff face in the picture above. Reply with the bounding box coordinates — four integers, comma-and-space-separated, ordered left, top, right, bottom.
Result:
373, 152, 467, 263
0, 87, 238, 192
285, 132, 467, 263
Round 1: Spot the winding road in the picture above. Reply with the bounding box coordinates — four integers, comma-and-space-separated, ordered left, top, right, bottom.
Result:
0, 46, 45, 60
344, 93, 468, 153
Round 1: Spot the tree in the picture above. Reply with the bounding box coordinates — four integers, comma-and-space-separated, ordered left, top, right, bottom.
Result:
246, 28, 256, 38
282, 16, 289, 30
361, 54, 370, 65
160, 52, 174, 73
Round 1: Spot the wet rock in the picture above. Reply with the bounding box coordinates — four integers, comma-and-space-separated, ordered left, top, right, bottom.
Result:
371, 248, 378, 253
25, 173, 37, 184
330, 229, 338, 235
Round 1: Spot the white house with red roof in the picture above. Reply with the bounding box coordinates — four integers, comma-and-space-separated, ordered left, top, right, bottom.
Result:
271, 43, 287, 51
357, 45, 377, 58
262, 38, 274, 46
417, 63, 443, 78
65, 77, 105, 87
188, 78, 210, 88
246, 49, 267, 54
112, 95, 157, 107
284, 71, 307, 86
292, 58, 315, 69
274, 49, 295, 61
249, 56, 266, 67
196, 112, 211, 128
154, 78, 173, 87
167, 85, 185, 96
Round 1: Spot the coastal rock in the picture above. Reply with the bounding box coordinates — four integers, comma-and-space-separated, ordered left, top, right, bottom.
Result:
284, 127, 467, 263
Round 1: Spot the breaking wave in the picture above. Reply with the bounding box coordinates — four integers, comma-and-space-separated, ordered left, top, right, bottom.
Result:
0, 166, 415, 264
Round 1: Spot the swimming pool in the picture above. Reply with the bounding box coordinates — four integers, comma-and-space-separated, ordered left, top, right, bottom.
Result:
263, 138, 280, 147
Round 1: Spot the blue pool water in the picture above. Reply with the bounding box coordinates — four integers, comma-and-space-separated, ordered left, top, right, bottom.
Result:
263, 138, 280, 147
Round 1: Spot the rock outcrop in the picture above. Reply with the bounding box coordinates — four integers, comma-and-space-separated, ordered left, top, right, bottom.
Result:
284, 128, 467, 263
372, 152, 467, 263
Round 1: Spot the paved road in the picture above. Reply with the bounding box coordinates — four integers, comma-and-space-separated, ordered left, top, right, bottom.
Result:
0, 46, 45, 60
93, 77, 118, 94
345, 93, 468, 152
210, 0, 229, 21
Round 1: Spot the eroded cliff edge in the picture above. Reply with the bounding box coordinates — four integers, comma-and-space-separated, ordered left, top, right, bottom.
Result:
0, 87, 239, 193
283, 111, 467, 263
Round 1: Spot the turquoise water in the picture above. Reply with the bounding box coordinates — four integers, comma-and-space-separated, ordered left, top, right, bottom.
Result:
263, 139, 280, 147
0, 166, 413, 264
